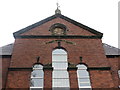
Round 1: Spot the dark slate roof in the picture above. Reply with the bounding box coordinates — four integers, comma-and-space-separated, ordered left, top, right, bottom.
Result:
13, 14, 103, 38
0, 43, 120, 56
103, 43, 120, 55
0, 43, 14, 56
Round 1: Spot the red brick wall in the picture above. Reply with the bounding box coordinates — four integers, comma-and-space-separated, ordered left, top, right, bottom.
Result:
6, 17, 115, 88
68, 70, 78, 89
118, 56, 120, 70
10, 38, 108, 68
107, 57, 120, 88
90, 70, 114, 88
21, 18, 95, 36
0, 57, 11, 89
44, 70, 52, 89
6, 71, 31, 88
119, 56, 120, 87
6, 38, 114, 88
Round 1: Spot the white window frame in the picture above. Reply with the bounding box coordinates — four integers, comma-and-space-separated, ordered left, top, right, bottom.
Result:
77, 64, 92, 89
52, 49, 70, 89
30, 64, 44, 89
30, 87, 43, 90
118, 70, 120, 78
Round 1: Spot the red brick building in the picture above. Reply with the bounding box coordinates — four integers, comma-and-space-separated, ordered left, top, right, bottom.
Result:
0, 9, 120, 89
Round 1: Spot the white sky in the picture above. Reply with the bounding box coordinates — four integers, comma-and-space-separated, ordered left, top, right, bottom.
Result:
0, 0, 119, 48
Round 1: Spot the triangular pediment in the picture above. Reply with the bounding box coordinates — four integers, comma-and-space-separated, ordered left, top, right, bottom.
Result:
13, 14, 103, 39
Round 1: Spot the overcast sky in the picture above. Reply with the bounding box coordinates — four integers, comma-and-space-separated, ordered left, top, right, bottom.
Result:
0, 0, 119, 48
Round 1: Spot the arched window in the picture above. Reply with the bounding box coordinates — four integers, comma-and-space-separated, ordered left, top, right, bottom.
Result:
30, 64, 44, 90
118, 70, 120, 78
76, 64, 91, 89
52, 49, 70, 89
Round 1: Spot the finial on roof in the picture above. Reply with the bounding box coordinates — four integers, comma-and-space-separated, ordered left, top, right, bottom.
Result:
55, 2, 61, 14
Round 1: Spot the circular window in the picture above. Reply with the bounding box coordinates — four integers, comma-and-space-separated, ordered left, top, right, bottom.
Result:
49, 23, 68, 35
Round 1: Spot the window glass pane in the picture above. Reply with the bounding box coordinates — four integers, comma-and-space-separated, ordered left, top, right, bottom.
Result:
53, 87, 70, 90
118, 70, 120, 78
31, 64, 44, 89
31, 70, 43, 77
52, 49, 70, 88
77, 70, 89, 77
77, 65, 87, 69
79, 78, 90, 82
53, 71, 69, 78
79, 83, 91, 87
52, 55, 67, 61
53, 79, 70, 87
52, 62, 68, 69
77, 64, 91, 89
33, 64, 43, 69
52, 49, 67, 62
31, 78, 43, 87
53, 49, 67, 54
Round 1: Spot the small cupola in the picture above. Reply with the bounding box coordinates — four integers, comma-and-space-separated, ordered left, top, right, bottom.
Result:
55, 3, 61, 14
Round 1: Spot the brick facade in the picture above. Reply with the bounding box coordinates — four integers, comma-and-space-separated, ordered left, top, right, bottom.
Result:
1, 14, 119, 89
107, 57, 120, 88
0, 57, 11, 89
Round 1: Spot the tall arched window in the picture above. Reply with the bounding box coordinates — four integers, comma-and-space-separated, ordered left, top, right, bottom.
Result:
30, 64, 44, 90
52, 49, 70, 89
76, 64, 91, 89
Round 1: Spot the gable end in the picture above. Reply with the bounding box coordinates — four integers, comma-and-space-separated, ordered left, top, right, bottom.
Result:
13, 14, 103, 38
